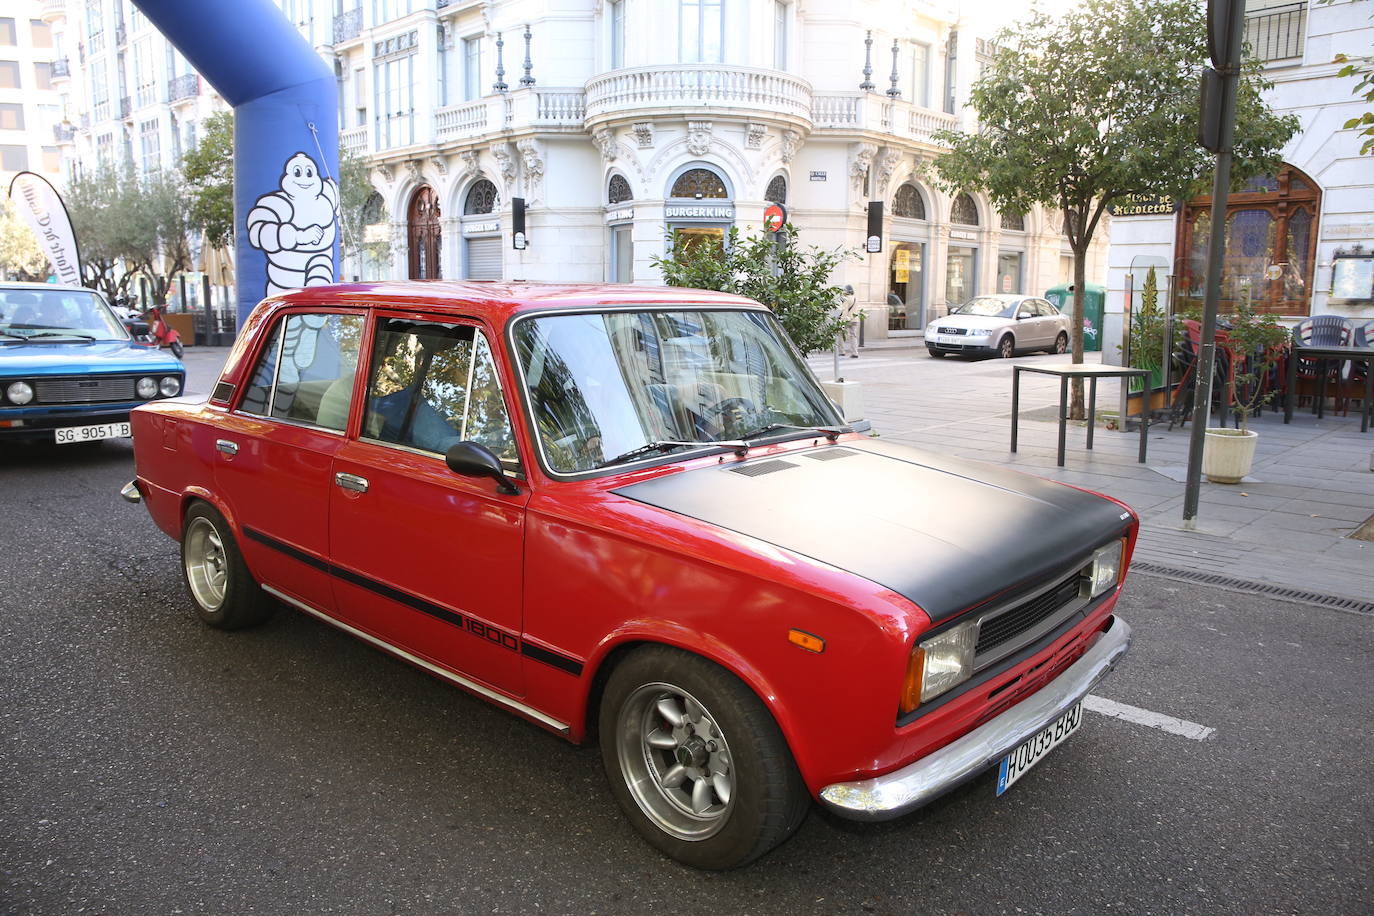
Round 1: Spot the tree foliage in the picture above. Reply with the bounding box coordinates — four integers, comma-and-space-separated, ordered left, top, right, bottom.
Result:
338, 146, 387, 276
1335, 51, 1374, 155
65, 165, 136, 301
652, 226, 855, 355
931, 0, 1298, 412
0, 200, 49, 281
181, 110, 235, 249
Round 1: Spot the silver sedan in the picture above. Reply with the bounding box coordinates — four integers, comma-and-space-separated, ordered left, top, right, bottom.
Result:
924, 294, 1071, 359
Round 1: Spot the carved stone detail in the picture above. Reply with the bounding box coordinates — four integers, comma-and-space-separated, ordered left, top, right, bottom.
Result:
874, 148, 903, 197
459, 149, 481, 179
593, 128, 617, 162
517, 138, 544, 199
687, 120, 713, 157
850, 142, 879, 198
491, 141, 517, 187
745, 122, 767, 150
632, 122, 655, 149
375, 163, 395, 184
780, 129, 799, 164
430, 155, 449, 177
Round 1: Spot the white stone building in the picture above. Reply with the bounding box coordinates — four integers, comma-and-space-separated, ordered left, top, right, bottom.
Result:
47, 0, 1105, 341
1105, 0, 1374, 358
0, 3, 62, 188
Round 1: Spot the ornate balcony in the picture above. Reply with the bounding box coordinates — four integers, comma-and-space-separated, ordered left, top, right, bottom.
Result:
812, 92, 958, 145
167, 73, 198, 103
435, 88, 585, 142
40, 0, 66, 23
333, 8, 362, 45
51, 58, 70, 80
53, 123, 75, 143
118, 96, 132, 121
585, 65, 812, 129
341, 125, 367, 154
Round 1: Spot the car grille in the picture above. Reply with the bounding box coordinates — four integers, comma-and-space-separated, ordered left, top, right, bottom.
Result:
33, 375, 139, 404
937, 326, 967, 335
975, 575, 1083, 658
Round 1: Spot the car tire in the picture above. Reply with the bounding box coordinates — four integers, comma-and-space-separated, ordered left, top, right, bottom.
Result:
170, 340, 185, 359
928, 349, 946, 358
1053, 332, 1068, 355
997, 335, 1015, 359
599, 645, 809, 870
180, 501, 274, 630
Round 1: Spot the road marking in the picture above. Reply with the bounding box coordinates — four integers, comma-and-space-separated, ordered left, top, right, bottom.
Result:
1084, 695, 1216, 741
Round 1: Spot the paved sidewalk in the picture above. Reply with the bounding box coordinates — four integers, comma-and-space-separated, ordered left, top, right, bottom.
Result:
812, 340, 1374, 606
178, 338, 1374, 605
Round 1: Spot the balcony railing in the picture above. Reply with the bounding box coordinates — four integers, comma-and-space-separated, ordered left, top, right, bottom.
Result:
435, 88, 585, 142
812, 92, 958, 144
53, 123, 75, 143
51, 57, 70, 79
585, 65, 812, 125
341, 125, 367, 153
333, 7, 362, 44
436, 98, 491, 138
40, 0, 66, 21
1245, 2, 1306, 63
118, 96, 131, 120
167, 72, 198, 103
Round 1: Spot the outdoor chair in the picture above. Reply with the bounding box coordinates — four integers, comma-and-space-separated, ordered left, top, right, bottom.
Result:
1168, 319, 1237, 429
1291, 315, 1353, 415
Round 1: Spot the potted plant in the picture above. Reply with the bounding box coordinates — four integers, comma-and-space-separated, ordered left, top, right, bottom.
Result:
1202, 301, 1291, 483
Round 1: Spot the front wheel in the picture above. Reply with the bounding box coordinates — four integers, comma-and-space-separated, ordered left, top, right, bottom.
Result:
599, 646, 809, 869
927, 348, 946, 359
997, 335, 1016, 359
1053, 332, 1068, 355
169, 339, 185, 359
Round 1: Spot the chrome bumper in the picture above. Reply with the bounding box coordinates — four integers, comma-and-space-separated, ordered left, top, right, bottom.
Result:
119, 479, 142, 504
819, 616, 1131, 821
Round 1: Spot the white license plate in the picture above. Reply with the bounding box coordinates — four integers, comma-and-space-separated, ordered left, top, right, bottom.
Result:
55, 421, 131, 444
996, 702, 1083, 796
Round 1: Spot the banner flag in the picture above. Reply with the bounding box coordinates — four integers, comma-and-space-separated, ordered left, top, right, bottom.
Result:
7, 171, 83, 286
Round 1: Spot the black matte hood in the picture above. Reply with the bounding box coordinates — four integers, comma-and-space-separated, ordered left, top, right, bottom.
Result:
611, 440, 1132, 622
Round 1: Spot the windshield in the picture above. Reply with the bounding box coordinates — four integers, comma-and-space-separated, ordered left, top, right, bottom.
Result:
951, 297, 1017, 318
513, 308, 842, 474
0, 287, 127, 340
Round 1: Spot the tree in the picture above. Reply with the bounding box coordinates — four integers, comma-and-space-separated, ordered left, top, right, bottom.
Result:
931, 0, 1298, 417
65, 165, 137, 301
0, 200, 49, 281
652, 226, 855, 355
124, 167, 197, 306
181, 110, 235, 249
338, 146, 387, 279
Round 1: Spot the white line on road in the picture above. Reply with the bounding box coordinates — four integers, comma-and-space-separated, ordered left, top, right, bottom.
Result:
1084, 695, 1216, 741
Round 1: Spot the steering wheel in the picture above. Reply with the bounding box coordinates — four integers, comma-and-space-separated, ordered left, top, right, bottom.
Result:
702, 396, 758, 420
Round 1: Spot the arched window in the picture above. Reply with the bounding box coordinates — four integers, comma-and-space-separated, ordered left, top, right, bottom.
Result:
1000, 210, 1024, 231
464, 179, 498, 215
408, 186, 441, 280
608, 174, 632, 204
361, 191, 385, 225
893, 184, 925, 219
670, 167, 728, 199
765, 175, 787, 205
950, 193, 979, 226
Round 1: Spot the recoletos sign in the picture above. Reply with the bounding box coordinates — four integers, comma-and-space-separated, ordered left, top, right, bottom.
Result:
7, 171, 83, 286
665, 205, 735, 220
1107, 193, 1178, 217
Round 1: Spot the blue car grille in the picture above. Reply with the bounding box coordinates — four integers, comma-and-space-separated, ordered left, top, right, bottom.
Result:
33, 375, 139, 404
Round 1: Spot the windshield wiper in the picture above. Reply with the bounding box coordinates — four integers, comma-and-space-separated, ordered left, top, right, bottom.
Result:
738, 423, 848, 443
24, 331, 97, 340
0, 331, 25, 340
600, 438, 750, 468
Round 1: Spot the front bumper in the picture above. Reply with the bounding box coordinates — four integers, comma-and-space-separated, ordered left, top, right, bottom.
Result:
926, 340, 995, 355
0, 404, 136, 440
818, 615, 1131, 820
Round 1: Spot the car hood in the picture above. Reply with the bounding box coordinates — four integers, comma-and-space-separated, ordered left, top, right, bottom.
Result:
932, 314, 1010, 331
0, 340, 183, 376
612, 439, 1131, 622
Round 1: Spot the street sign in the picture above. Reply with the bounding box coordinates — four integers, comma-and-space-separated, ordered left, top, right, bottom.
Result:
763, 203, 787, 233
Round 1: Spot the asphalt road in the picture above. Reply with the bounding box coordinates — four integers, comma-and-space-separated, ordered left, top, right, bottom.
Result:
2, 437, 1371, 915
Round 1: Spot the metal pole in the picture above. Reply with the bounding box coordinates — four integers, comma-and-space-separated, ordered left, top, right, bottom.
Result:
1183, 1, 1246, 526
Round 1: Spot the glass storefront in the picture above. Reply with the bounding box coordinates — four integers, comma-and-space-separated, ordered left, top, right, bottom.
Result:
945, 246, 976, 309
887, 242, 924, 330
997, 251, 1023, 295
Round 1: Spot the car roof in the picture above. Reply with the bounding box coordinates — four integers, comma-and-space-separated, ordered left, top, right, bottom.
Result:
0, 281, 101, 294
270, 281, 766, 324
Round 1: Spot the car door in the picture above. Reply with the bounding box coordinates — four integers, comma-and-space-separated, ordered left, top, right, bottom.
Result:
212, 309, 365, 613
328, 314, 530, 695
1037, 299, 1066, 347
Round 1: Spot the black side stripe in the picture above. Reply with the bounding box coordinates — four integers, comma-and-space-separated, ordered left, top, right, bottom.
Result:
243, 526, 584, 677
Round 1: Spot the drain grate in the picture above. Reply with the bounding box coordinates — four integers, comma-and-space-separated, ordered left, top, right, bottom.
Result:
1131, 562, 1374, 616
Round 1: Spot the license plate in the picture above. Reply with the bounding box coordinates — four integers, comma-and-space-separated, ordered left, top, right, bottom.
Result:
55, 421, 131, 444
996, 702, 1083, 796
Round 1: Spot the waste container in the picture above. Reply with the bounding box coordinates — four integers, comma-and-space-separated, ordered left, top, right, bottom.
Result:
1044, 282, 1105, 352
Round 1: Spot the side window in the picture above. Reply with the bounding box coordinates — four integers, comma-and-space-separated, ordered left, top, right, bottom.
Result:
238, 313, 363, 431
364, 318, 519, 469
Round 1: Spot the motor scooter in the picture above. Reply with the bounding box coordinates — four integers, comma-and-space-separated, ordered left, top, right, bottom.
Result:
140, 304, 184, 359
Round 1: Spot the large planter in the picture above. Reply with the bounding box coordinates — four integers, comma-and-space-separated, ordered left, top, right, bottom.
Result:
1202, 427, 1259, 484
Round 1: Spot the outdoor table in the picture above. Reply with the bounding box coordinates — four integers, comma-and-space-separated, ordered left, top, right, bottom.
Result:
1284, 344, 1374, 433
1010, 364, 1153, 467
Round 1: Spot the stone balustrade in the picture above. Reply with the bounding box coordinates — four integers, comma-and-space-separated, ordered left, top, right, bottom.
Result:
585, 65, 812, 125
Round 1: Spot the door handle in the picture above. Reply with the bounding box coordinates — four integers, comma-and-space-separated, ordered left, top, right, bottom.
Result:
215, 439, 239, 455
334, 472, 369, 493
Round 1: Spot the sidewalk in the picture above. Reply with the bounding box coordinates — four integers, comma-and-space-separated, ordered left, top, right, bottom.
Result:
178, 340, 1374, 607
810, 343, 1374, 607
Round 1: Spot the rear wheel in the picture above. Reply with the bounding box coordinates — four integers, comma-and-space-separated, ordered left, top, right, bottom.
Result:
599, 646, 809, 869
169, 339, 185, 359
180, 502, 274, 630
997, 335, 1016, 359
1053, 332, 1068, 355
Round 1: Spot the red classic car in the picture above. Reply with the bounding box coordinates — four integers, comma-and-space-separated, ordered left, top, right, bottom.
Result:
123, 282, 1135, 869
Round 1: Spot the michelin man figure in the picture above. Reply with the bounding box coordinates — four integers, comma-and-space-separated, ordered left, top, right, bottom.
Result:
246, 152, 339, 296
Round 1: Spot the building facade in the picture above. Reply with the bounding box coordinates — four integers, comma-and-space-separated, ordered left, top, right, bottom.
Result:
47, 0, 1105, 340
0, 2, 62, 188
1104, 0, 1374, 357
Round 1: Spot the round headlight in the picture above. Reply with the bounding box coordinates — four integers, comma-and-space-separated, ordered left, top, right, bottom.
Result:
6, 380, 34, 405
159, 376, 182, 397
136, 377, 158, 399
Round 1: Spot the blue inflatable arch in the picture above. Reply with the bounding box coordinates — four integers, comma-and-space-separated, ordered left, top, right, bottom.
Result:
132, 0, 339, 328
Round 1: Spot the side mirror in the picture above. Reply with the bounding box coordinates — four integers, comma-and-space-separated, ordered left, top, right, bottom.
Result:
1016, 312, 1032, 320
445, 441, 520, 495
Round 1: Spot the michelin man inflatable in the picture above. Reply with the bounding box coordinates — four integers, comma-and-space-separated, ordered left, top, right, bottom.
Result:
246, 152, 339, 296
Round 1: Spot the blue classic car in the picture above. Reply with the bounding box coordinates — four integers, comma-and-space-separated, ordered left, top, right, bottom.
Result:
0, 282, 185, 445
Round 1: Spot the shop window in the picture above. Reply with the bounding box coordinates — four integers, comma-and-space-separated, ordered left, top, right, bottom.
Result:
670, 167, 727, 199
